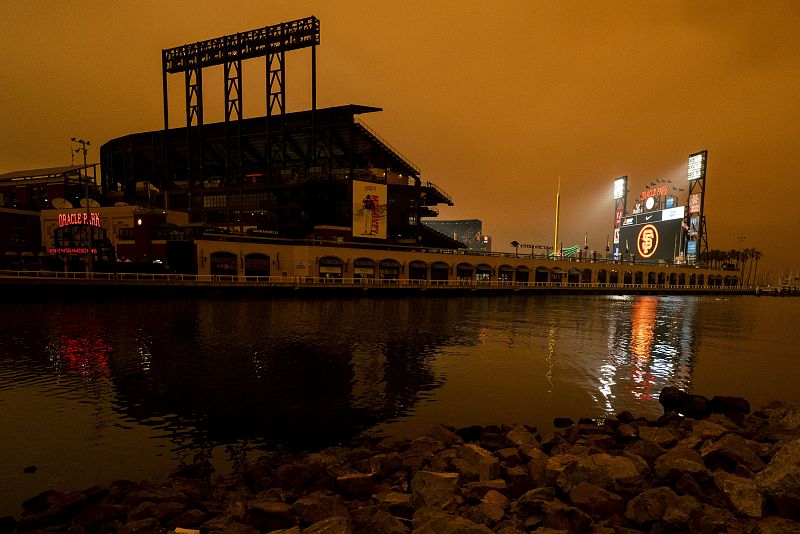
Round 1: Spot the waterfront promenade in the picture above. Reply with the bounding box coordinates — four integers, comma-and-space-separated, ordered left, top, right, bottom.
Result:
0, 270, 753, 297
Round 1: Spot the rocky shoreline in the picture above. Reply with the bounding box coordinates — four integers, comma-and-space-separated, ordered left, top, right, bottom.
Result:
3, 387, 800, 534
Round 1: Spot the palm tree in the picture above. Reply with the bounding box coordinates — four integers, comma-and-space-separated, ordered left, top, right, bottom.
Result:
738, 249, 750, 286
510, 240, 519, 258
749, 249, 763, 286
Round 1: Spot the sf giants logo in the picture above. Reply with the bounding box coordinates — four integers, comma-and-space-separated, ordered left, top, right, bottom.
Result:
637, 224, 659, 258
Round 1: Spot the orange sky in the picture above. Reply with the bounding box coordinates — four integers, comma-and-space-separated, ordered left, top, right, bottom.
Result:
1, 1, 798, 274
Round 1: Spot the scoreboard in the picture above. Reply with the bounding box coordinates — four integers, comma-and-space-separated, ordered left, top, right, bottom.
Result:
617, 206, 685, 263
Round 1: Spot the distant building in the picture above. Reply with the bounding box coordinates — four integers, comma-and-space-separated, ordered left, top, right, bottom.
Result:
423, 219, 491, 252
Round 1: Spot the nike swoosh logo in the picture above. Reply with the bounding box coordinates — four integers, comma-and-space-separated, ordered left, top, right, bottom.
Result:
645, 215, 653, 220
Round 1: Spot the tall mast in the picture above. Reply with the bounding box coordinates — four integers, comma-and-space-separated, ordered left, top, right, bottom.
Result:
553, 177, 561, 254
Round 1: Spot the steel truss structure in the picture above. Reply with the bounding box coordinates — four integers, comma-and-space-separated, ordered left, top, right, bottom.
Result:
161, 16, 320, 220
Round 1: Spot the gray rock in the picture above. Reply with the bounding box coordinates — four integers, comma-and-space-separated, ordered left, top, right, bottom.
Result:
756, 435, 800, 518
624, 439, 667, 466
556, 453, 649, 495
624, 486, 700, 528
245, 500, 294, 531
568, 482, 625, 519
506, 424, 539, 450
539, 500, 594, 533
638, 426, 677, 448
350, 507, 407, 534
412, 507, 494, 534
462, 479, 509, 501
117, 518, 163, 534
407, 436, 445, 457
514, 487, 557, 515
754, 516, 800, 533
542, 454, 581, 485
292, 491, 350, 525
701, 433, 766, 472
169, 508, 208, 528
219, 522, 262, 534
654, 446, 708, 483
713, 471, 764, 518
335, 473, 373, 496
302, 516, 352, 534
374, 491, 414, 519
410, 471, 459, 508
453, 444, 500, 482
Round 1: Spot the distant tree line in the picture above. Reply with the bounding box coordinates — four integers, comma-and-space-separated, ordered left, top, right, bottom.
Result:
700, 248, 763, 286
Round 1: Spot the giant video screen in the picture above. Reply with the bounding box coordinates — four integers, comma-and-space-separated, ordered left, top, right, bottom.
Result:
617, 207, 685, 264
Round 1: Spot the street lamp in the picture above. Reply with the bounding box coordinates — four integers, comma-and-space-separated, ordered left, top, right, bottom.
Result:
71, 137, 92, 274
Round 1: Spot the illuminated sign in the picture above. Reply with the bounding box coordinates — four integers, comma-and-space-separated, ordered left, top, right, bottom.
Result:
613, 228, 620, 244
637, 224, 659, 258
614, 209, 623, 228
689, 193, 701, 213
645, 196, 655, 210
58, 212, 102, 228
666, 196, 675, 209
639, 186, 668, 201
48, 247, 98, 255
688, 152, 705, 181
687, 241, 697, 254
613, 177, 626, 200
662, 206, 686, 221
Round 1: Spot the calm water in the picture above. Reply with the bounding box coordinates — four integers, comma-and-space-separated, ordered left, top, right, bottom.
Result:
1, 294, 798, 516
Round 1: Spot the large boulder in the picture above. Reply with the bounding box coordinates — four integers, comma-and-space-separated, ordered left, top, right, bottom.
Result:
453, 444, 500, 482
556, 453, 649, 495
412, 507, 494, 534
654, 446, 708, 483
713, 471, 764, 518
567, 482, 624, 520
624, 486, 700, 529
756, 436, 800, 519
701, 433, 766, 473
410, 471, 459, 508
302, 516, 352, 534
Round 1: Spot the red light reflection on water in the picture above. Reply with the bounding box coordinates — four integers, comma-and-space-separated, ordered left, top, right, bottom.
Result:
629, 297, 657, 400
51, 332, 112, 380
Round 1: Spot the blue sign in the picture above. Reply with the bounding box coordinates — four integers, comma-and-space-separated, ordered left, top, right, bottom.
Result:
666, 196, 675, 209
687, 241, 697, 254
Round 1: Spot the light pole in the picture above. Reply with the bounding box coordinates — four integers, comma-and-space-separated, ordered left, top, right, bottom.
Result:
71, 137, 92, 274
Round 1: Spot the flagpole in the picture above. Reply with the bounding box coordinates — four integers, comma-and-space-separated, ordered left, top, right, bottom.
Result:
553, 177, 560, 255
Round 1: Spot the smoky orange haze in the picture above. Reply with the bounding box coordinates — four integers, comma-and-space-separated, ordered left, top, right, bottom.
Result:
1, 1, 799, 276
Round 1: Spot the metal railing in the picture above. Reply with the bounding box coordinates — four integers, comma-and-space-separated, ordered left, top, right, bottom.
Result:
355, 118, 421, 175
0, 269, 752, 292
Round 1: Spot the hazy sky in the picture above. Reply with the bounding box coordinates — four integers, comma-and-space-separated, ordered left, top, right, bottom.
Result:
1, 1, 798, 272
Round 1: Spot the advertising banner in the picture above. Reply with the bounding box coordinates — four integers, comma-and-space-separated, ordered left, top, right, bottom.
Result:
352, 181, 387, 239
689, 193, 701, 214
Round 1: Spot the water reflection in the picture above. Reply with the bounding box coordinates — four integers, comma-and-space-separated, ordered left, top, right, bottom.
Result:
4, 295, 800, 518
596, 296, 696, 415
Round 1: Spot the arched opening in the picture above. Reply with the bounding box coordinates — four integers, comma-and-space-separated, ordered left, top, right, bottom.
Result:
431, 261, 449, 281
210, 251, 237, 276
581, 269, 592, 284
697, 274, 705, 286
515, 266, 530, 283
669, 273, 677, 286
497, 265, 514, 283
634, 271, 644, 285
408, 260, 428, 281
597, 269, 608, 285
379, 259, 402, 280
551, 268, 564, 284
678, 273, 686, 286
609, 269, 619, 284
534, 266, 549, 283
475, 263, 492, 282
647, 272, 657, 285
689, 273, 696, 286
353, 257, 376, 279
244, 253, 270, 277
568, 268, 580, 284
725, 275, 736, 287
623, 270, 633, 285
457, 263, 474, 281
319, 256, 344, 279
